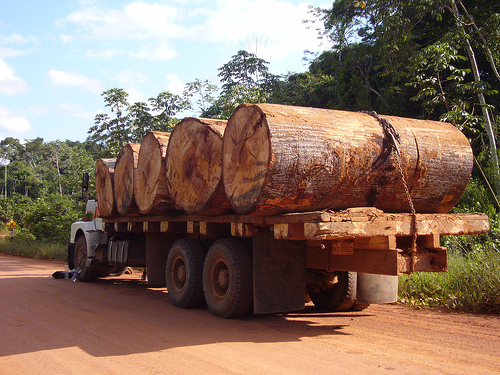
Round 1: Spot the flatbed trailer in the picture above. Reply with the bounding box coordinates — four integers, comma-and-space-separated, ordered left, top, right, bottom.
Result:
69, 204, 489, 318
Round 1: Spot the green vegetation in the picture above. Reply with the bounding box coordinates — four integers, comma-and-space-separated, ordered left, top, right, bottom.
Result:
0, 237, 67, 261
1, 0, 500, 313
399, 248, 500, 314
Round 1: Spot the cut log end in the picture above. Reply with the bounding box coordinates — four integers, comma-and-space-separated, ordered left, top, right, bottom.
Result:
134, 131, 172, 214
114, 143, 140, 216
223, 105, 271, 214
166, 118, 231, 215
95, 158, 116, 217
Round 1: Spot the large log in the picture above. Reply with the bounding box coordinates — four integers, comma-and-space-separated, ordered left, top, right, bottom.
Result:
222, 103, 473, 216
166, 118, 232, 215
95, 158, 117, 218
134, 131, 173, 214
114, 143, 141, 216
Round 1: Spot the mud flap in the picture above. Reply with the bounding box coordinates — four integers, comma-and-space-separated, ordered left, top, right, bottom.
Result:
356, 273, 399, 304
253, 229, 307, 314
146, 233, 183, 287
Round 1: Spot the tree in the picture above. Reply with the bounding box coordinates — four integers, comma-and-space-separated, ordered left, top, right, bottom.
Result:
202, 84, 269, 119
149, 91, 188, 131
183, 79, 218, 115
217, 50, 270, 93
88, 89, 131, 154
88, 89, 188, 154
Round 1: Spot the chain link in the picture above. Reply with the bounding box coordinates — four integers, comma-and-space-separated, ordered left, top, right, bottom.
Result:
364, 111, 418, 272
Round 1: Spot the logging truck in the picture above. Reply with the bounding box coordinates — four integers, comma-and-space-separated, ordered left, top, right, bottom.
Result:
67, 104, 490, 318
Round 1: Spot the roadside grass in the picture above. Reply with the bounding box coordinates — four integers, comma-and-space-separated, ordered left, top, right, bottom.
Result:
0, 237, 67, 262
399, 247, 500, 314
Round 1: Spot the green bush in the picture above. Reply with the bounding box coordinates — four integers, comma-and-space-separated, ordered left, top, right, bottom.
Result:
0, 237, 67, 261
0, 193, 83, 244
399, 249, 500, 314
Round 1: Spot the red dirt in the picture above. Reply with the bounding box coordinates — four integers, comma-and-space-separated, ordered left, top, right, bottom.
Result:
0, 253, 499, 375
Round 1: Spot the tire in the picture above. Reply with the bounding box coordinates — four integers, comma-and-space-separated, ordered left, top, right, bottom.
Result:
203, 239, 253, 319
166, 239, 206, 308
350, 302, 370, 312
74, 235, 98, 282
307, 271, 362, 312
67, 243, 76, 270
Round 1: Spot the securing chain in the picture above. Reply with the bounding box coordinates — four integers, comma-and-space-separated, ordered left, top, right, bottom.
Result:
364, 111, 418, 272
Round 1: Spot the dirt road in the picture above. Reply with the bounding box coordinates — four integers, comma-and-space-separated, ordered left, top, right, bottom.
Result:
1, 253, 499, 375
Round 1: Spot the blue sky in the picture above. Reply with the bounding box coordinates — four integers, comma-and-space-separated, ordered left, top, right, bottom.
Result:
0, 0, 329, 143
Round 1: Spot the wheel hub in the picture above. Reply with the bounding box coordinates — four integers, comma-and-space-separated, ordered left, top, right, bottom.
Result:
172, 256, 187, 291
217, 269, 228, 289
177, 264, 186, 283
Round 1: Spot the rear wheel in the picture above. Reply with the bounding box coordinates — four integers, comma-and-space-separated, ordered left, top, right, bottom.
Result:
74, 235, 98, 282
203, 239, 253, 318
166, 239, 205, 308
307, 271, 368, 312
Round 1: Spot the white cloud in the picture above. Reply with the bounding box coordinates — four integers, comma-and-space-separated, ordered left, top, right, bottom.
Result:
48, 69, 102, 93
59, 34, 74, 43
54, 103, 94, 120
0, 58, 27, 95
130, 41, 178, 61
166, 73, 184, 95
114, 70, 147, 86
0, 33, 37, 44
59, 2, 188, 40
199, 0, 322, 61
0, 47, 25, 58
126, 87, 148, 104
0, 106, 32, 136
85, 48, 122, 59
59, 0, 322, 66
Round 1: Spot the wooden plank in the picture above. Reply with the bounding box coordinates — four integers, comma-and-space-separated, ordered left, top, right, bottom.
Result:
304, 213, 489, 239
354, 235, 396, 251
160, 221, 187, 234
143, 221, 160, 233
127, 221, 142, 232
187, 221, 199, 235
199, 222, 230, 237
114, 222, 127, 233
328, 247, 448, 275
101, 210, 489, 239
273, 223, 305, 240
231, 223, 254, 238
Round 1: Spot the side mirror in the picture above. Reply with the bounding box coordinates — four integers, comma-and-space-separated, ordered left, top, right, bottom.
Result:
82, 172, 90, 192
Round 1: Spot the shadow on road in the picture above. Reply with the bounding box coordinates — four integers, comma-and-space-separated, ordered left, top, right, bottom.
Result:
0, 255, 372, 358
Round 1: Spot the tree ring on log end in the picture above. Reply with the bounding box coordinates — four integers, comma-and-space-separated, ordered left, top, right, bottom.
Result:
95, 158, 116, 217
223, 104, 271, 215
166, 118, 230, 215
114, 143, 140, 216
134, 131, 170, 214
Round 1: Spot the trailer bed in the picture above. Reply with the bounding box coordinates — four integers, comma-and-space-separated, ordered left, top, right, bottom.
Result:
102, 207, 489, 276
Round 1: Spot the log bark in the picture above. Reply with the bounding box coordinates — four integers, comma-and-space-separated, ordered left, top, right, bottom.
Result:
223, 103, 473, 216
134, 131, 174, 214
114, 143, 141, 216
95, 158, 117, 218
166, 118, 231, 215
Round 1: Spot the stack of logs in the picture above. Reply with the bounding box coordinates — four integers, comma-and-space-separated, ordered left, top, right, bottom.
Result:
94, 103, 473, 218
